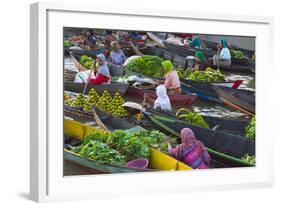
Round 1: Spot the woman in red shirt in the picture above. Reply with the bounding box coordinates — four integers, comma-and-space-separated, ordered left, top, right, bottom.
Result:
88, 54, 111, 85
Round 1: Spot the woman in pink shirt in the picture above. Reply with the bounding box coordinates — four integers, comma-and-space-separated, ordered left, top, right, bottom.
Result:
162, 60, 181, 94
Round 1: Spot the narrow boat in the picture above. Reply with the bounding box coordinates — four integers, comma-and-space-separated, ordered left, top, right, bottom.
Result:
142, 110, 255, 167
180, 79, 252, 105
64, 119, 192, 174
65, 47, 104, 57
64, 81, 128, 95
213, 86, 255, 116
126, 85, 198, 106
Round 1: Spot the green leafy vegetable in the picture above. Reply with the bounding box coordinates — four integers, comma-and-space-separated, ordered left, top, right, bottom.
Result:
125, 55, 164, 77
245, 117, 255, 140
64, 40, 73, 48
230, 49, 246, 59
79, 55, 93, 69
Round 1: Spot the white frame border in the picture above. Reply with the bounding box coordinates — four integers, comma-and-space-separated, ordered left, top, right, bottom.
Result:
30, 2, 274, 202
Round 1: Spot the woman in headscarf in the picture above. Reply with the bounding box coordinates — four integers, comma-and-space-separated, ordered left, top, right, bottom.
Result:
212, 38, 231, 68
194, 51, 210, 70
88, 54, 111, 85
167, 128, 210, 169
109, 41, 126, 66
162, 60, 181, 94
153, 85, 172, 114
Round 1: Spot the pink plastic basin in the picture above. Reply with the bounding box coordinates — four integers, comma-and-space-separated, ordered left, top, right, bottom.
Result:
126, 158, 149, 169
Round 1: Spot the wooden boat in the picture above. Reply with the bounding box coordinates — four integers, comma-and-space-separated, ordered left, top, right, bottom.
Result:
137, 44, 255, 73
126, 84, 198, 106
180, 79, 252, 105
64, 81, 129, 95
142, 110, 255, 167
65, 47, 104, 56
64, 119, 192, 174
213, 86, 255, 116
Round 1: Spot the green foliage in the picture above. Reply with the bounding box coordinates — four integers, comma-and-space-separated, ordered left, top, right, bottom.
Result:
178, 68, 225, 82
241, 154, 255, 165
79, 129, 173, 162
125, 55, 164, 77
176, 108, 209, 128
71, 140, 126, 166
245, 117, 255, 140
230, 49, 246, 59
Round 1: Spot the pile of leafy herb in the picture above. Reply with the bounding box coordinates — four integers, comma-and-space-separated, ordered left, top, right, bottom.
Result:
124, 55, 164, 77
245, 117, 255, 140
241, 154, 255, 165
71, 133, 126, 166
76, 129, 176, 163
64, 40, 73, 48
79, 55, 94, 69
230, 49, 246, 59
178, 68, 225, 82
176, 108, 209, 128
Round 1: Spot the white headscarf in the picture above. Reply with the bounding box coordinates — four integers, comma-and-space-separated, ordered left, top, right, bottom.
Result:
154, 85, 172, 112
97, 54, 111, 78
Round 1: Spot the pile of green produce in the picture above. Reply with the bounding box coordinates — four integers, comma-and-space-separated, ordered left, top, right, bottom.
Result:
79, 55, 94, 69
125, 55, 164, 77
64, 40, 73, 48
65, 89, 128, 117
177, 68, 225, 82
176, 108, 209, 128
245, 117, 255, 140
71, 136, 126, 166
82, 129, 177, 162
241, 154, 255, 165
251, 54, 255, 61
230, 49, 246, 59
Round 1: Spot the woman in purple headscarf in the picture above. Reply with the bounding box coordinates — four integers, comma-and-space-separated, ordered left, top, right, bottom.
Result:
167, 128, 210, 169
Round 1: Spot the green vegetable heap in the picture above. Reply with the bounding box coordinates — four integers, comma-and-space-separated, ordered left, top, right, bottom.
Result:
64, 40, 73, 48
65, 89, 128, 117
177, 68, 225, 82
230, 49, 246, 59
125, 55, 164, 77
176, 108, 209, 128
71, 129, 177, 165
71, 133, 126, 166
79, 55, 94, 69
241, 154, 255, 165
245, 117, 255, 140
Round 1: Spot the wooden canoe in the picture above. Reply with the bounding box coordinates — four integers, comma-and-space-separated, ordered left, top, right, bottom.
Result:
126, 85, 198, 106
64, 119, 192, 174
65, 47, 104, 57
142, 110, 255, 167
213, 86, 255, 116
180, 79, 251, 105
64, 81, 129, 95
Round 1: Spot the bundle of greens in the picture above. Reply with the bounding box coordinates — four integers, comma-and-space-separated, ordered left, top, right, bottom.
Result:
79, 55, 94, 69
230, 49, 246, 59
124, 55, 164, 77
83, 129, 176, 162
245, 117, 255, 140
64, 40, 73, 48
71, 139, 126, 166
176, 108, 209, 128
241, 154, 255, 165
178, 68, 225, 82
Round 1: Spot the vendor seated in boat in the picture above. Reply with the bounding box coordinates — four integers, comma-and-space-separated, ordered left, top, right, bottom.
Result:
109, 41, 126, 66
153, 85, 172, 115
194, 51, 210, 70
184, 35, 201, 48
162, 60, 181, 94
167, 128, 210, 169
212, 38, 231, 68
88, 54, 111, 85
